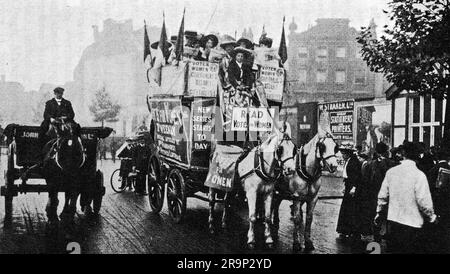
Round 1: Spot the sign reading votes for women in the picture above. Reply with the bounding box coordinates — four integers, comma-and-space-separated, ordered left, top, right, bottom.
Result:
318, 100, 355, 145
258, 66, 285, 102
187, 61, 219, 97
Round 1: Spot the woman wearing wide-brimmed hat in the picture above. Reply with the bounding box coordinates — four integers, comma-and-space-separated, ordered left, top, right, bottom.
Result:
196, 34, 219, 61
218, 36, 239, 89
336, 143, 364, 242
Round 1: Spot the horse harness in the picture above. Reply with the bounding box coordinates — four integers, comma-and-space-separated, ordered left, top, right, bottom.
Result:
295, 135, 336, 184
238, 134, 293, 183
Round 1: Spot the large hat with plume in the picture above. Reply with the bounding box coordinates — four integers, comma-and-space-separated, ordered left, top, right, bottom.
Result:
220, 35, 238, 49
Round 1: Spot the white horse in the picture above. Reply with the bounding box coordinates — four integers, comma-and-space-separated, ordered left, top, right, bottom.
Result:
271, 126, 338, 252
237, 122, 297, 249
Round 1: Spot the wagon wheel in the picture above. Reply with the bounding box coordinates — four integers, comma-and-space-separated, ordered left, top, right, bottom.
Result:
166, 168, 186, 223
4, 143, 15, 226
147, 156, 165, 213
93, 170, 105, 215
110, 168, 126, 193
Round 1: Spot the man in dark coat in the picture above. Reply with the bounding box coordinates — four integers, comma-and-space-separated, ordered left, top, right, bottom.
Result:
336, 145, 363, 241
39, 87, 79, 147
360, 142, 398, 241
417, 142, 435, 174
424, 148, 450, 253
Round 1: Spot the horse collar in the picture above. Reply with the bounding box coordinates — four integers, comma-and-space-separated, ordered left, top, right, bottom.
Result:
296, 146, 321, 183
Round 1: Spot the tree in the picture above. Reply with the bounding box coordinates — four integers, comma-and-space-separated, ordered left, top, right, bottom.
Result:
357, 0, 450, 148
89, 87, 121, 127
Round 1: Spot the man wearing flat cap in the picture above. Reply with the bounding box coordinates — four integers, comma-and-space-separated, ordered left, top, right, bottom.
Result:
39, 87, 78, 147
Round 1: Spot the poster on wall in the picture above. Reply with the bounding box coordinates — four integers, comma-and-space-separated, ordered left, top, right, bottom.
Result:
149, 98, 190, 165
190, 98, 216, 168
356, 104, 392, 156
318, 100, 355, 146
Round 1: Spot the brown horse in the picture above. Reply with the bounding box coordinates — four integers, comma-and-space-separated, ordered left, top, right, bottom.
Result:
272, 126, 338, 252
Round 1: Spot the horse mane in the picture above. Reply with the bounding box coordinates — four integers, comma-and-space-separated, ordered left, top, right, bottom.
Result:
303, 134, 319, 155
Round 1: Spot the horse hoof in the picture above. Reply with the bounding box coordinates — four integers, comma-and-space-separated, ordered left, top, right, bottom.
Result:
265, 243, 274, 250
209, 227, 215, 235
293, 242, 302, 252
221, 223, 227, 230
247, 243, 255, 250
304, 241, 315, 251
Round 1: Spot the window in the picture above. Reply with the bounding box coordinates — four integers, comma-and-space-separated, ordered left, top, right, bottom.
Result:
335, 70, 346, 83
316, 47, 328, 59
336, 47, 346, 58
316, 69, 327, 83
409, 96, 444, 147
298, 47, 308, 58
299, 69, 307, 83
354, 69, 366, 84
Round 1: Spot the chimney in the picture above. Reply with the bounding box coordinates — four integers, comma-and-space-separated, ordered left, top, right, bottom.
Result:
1, 75, 5, 83
92, 25, 99, 42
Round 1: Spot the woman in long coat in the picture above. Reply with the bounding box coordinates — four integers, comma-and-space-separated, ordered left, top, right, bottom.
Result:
336, 145, 363, 240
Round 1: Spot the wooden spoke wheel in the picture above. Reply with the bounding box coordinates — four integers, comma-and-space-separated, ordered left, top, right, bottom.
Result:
166, 168, 186, 223
147, 157, 165, 213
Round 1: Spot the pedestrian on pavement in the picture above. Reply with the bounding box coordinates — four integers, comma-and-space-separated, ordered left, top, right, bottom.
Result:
423, 148, 450, 253
417, 142, 435, 174
375, 141, 437, 254
336, 144, 363, 242
360, 142, 398, 242
110, 135, 117, 163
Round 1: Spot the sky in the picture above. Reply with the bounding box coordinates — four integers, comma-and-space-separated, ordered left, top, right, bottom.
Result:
0, 0, 391, 90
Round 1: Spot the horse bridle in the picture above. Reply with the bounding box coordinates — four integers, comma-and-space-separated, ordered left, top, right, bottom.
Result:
314, 133, 338, 173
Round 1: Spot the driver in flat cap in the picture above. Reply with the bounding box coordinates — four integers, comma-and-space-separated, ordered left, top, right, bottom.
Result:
38, 87, 78, 146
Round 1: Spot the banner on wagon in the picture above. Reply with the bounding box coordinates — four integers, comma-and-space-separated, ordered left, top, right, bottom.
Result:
186, 61, 219, 97
190, 98, 216, 168
258, 66, 285, 102
231, 107, 275, 132
149, 98, 190, 165
204, 144, 243, 192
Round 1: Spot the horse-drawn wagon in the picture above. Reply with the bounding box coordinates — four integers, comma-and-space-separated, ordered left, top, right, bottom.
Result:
1, 123, 113, 227
145, 53, 298, 242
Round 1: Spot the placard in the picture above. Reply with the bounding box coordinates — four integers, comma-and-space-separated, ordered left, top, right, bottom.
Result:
157, 62, 187, 96
231, 107, 275, 132
258, 66, 284, 102
318, 100, 354, 145
187, 61, 219, 97
149, 98, 190, 165
204, 144, 243, 192
190, 98, 216, 168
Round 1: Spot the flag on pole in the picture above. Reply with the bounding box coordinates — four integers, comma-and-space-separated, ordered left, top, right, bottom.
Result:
175, 8, 185, 61
159, 12, 171, 62
144, 21, 152, 63
278, 16, 288, 65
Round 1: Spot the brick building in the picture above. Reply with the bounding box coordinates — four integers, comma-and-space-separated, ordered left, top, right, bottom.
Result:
285, 18, 388, 105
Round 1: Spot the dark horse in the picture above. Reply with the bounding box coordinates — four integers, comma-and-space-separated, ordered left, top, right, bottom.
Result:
32, 117, 85, 233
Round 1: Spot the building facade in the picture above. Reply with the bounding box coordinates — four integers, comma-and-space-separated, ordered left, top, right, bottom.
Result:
73, 19, 160, 136
285, 18, 388, 104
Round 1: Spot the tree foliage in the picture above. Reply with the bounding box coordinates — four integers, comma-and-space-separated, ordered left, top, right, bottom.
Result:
89, 87, 121, 126
357, 0, 450, 99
